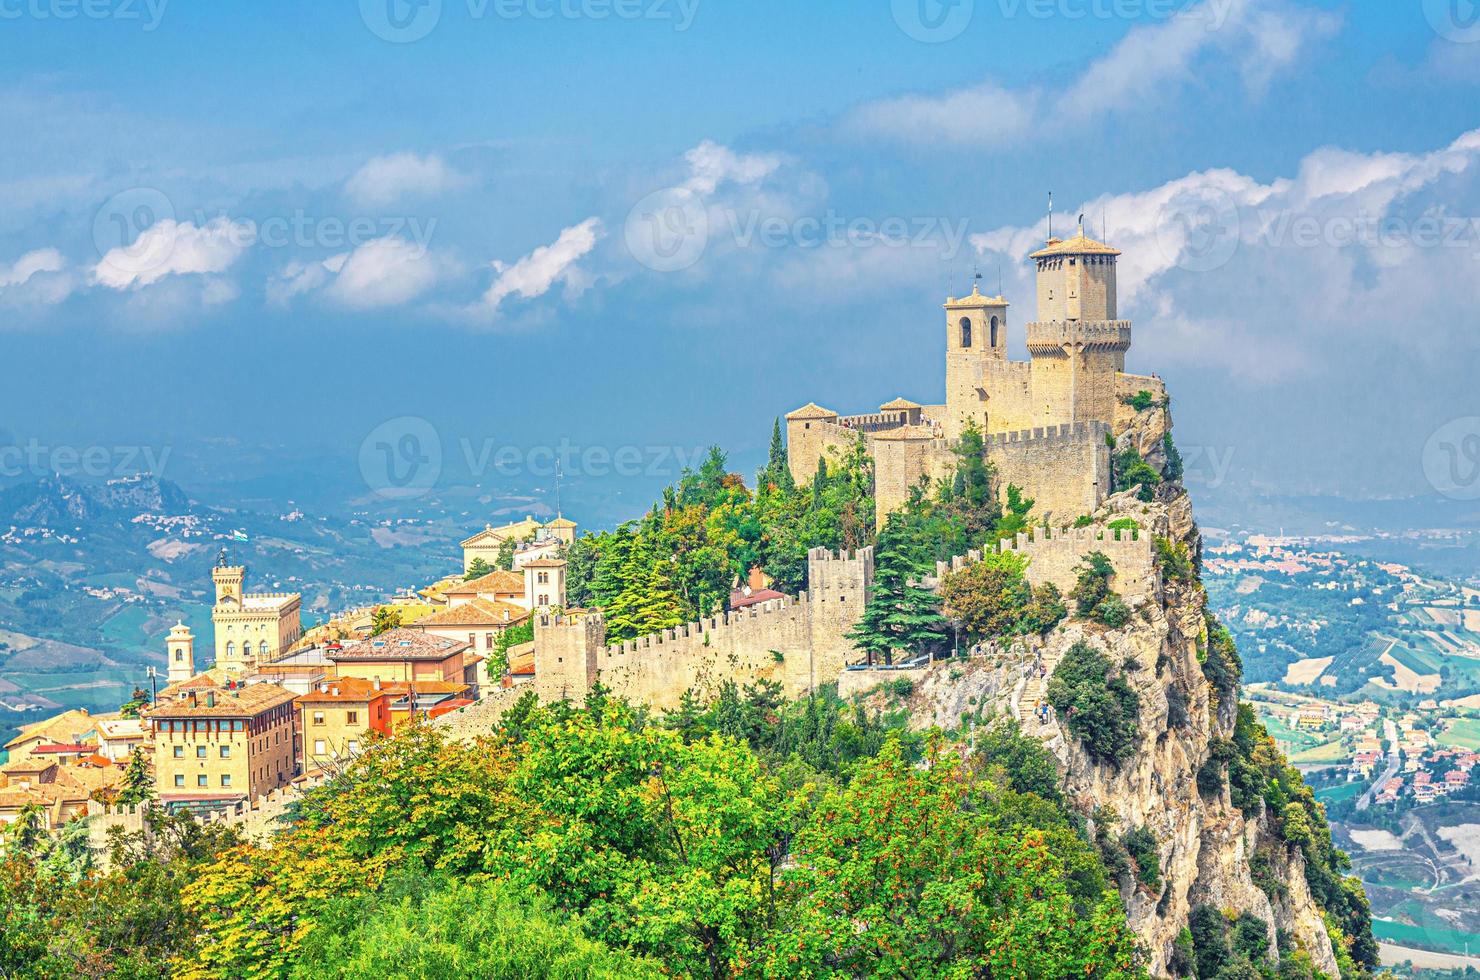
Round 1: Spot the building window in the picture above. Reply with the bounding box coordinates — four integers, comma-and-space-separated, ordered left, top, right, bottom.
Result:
259, 641, 269, 656
959, 316, 972, 348
221, 775, 232, 788
990, 315, 999, 347
196, 746, 207, 759
225, 641, 235, 657
537, 572, 549, 584
174, 650, 183, 662
346, 711, 358, 725
348, 739, 360, 754
485, 632, 494, 649
314, 739, 326, 755
174, 774, 184, 787
197, 774, 208, 788
173, 745, 184, 758
312, 711, 325, 726
220, 745, 230, 759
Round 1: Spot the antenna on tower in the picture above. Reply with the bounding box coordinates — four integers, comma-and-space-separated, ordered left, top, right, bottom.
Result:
1047, 191, 1054, 240
555, 459, 563, 520
1102, 203, 1108, 242
996, 260, 1002, 297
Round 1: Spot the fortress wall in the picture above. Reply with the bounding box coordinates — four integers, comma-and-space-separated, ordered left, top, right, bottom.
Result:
873, 437, 955, 519
530, 547, 873, 710
997, 526, 1157, 597
593, 597, 809, 709
985, 422, 1111, 520
838, 412, 906, 432
787, 417, 863, 485
805, 546, 873, 685
944, 349, 989, 441
432, 685, 527, 741
533, 612, 603, 705
980, 359, 1035, 433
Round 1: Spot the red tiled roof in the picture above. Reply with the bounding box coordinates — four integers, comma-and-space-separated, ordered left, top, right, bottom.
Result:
32, 743, 93, 754
731, 588, 786, 609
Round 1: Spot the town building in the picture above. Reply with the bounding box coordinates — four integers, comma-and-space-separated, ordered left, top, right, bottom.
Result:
460, 515, 578, 573
326, 629, 480, 698
296, 677, 393, 773
149, 680, 298, 808
210, 553, 303, 674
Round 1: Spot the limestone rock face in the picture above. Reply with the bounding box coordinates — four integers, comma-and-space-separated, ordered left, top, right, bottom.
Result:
1116, 401, 1173, 477
879, 491, 1340, 978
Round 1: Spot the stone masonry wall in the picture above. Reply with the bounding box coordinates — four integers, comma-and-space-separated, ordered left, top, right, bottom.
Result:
985, 421, 1111, 521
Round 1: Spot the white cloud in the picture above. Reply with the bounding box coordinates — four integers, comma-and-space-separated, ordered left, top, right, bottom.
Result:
844, 0, 1339, 147
322, 237, 446, 310
966, 127, 1480, 379
344, 153, 469, 208
477, 218, 603, 316
1, 247, 64, 287
0, 247, 75, 310
681, 141, 782, 195
93, 217, 253, 290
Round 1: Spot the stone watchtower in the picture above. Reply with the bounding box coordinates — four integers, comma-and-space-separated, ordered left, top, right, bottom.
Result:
943, 285, 1009, 441
165, 621, 196, 686
1027, 228, 1131, 426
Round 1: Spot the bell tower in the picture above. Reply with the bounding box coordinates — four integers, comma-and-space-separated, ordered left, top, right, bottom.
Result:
166, 621, 196, 686
943, 283, 1009, 441
213, 549, 244, 608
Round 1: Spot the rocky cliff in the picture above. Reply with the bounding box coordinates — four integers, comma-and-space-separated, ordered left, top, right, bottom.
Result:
866, 484, 1356, 977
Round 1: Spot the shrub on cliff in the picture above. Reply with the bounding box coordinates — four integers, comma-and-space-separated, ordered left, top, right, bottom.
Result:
939, 550, 1067, 640
1047, 641, 1141, 767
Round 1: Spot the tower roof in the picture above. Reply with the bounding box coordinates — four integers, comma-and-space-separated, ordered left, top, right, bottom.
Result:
785, 402, 839, 421
1030, 233, 1121, 258
879, 397, 921, 411
944, 284, 1008, 308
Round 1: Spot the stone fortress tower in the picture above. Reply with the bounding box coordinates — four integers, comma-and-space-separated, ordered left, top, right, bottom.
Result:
787, 225, 1162, 522
210, 550, 303, 674
165, 621, 196, 687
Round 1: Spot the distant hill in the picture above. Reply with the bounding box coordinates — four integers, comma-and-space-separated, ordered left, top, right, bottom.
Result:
0, 474, 192, 526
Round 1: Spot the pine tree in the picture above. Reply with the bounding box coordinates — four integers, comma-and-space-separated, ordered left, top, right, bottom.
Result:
766, 418, 795, 492
847, 515, 947, 665
116, 747, 155, 806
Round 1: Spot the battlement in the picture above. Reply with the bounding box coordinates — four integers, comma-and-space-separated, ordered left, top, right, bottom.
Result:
982, 420, 1111, 451
837, 412, 907, 433
595, 594, 803, 659
998, 525, 1157, 597
1025, 320, 1132, 353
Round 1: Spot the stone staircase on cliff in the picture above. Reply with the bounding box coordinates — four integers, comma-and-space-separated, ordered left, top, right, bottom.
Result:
1017, 645, 1065, 729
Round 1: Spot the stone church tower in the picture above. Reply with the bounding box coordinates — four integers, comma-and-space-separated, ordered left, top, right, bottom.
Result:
166, 621, 196, 686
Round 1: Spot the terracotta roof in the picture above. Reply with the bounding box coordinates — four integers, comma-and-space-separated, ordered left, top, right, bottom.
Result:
545, 517, 577, 529
460, 517, 543, 548
785, 402, 838, 421
731, 588, 787, 610
296, 677, 392, 704
944, 285, 1008, 308
151, 682, 297, 719
31, 743, 92, 755
4, 709, 96, 750
1029, 232, 1121, 258
445, 570, 525, 596
331, 629, 471, 662
873, 425, 937, 442
520, 558, 566, 569
508, 650, 536, 676
879, 397, 921, 411
412, 598, 530, 628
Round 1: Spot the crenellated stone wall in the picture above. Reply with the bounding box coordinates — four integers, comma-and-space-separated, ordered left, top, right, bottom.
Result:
533, 547, 873, 709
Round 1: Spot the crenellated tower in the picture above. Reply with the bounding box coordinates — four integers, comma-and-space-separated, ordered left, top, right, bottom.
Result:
943, 285, 1009, 441
1027, 228, 1131, 426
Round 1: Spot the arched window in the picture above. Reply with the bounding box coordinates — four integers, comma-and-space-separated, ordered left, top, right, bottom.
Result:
259, 641, 269, 656
990, 315, 999, 347
959, 316, 972, 348
226, 641, 235, 657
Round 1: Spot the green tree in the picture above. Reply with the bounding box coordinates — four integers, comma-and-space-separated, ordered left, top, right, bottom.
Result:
847, 513, 947, 664
464, 556, 495, 581
763, 738, 1141, 978
368, 606, 401, 637
1047, 641, 1141, 767
116, 747, 155, 806
294, 877, 662, 979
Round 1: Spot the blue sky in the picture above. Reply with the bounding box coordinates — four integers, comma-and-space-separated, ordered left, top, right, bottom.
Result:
2, 0, 1479, 513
